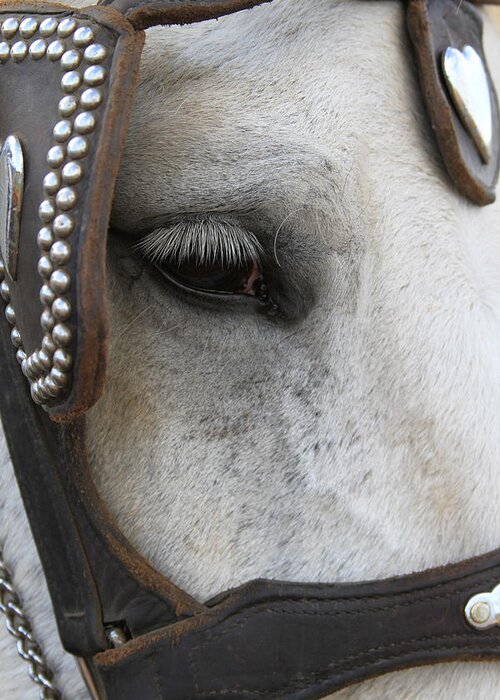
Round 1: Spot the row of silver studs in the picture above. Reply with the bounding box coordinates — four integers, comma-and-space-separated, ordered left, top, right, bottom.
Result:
0, 14, 108, 405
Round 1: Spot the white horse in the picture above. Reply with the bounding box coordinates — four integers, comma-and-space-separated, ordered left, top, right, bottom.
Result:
2, 0, 500, 697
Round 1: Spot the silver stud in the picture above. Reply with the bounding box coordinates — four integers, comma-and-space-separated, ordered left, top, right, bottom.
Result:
80, 88, 101, 110
49, 240, 71, 264
11, 41, 28, 62
40, 18, 58, 37
2, 18, 19, 38
43, 172, 61, 195
5, 304, 16, 325
38, 255, 54, 278
37, 227, 54, 251
73, 26, 93, 47
61, 161, 83, 184
10, 327, 22, 348
29, 39, 47, 60
50, 366, 69, 387
56, 187, 77, 211
74, 112, 95, 135
19, 17, 38, 38
22, 358, 34, 380
60, 48, 81, 70
37, 349, 52, 370
41, 309, 55, 332
67, 136, 88, 159
16, 348, 26, 364
42, 333, 56, 355
39, 199, 55, 223
40, 284, 55, 306
57, 18, 76, 38
0, 280, 11, 301
58, 94, 78, 117
47, 145, 65, 168
49, 269, 70, 294
47, 40, 65, 61
43, 375, 61, 397
53, 214, 73, 237
0, 41, 10, 61
84, 65, 106, 86
61, 70, 81, 93
52, 296, 71, 321
0, 258, 4, 279
52, 323, 72, 346
53, 348, 72, 371
53, 119, 72, 142
84, 43, 106, 64
30, 382, 45, 404
30, 351, 45, 373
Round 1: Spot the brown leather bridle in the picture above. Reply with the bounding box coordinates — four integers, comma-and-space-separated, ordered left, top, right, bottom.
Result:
0, 0, 499, 698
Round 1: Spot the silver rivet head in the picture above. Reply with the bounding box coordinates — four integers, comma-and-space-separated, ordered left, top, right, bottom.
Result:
42, 333, 57, 355
84, 65, 106, 86
39, 199, 55, 223
80, 88, 101, 110
52, 296, 71, 321
29, 39, 47, 60
37, 227, 54, 251
16, 348, 26, 364
50, 366, 69, 387
53, 119, 72, 142
50, 240, 71, 264
43, 172, 61, 195
11, 327, 22, 348
61, 161, 83, 184
19, 17, 38, 38
73, 26, 93, 47
57, 17, 76, 38
470, 602, 491, 625
11, 41, 28, 62
67, 136, 88, 159
41, 309, 55, 332
58, 95, 78, 117
0, 279, 11, 301
37, 349, 52, 370
56, 187, 77, 211
53, 348, 72, 371
2, 18, 19, 38
53, 214, 74, 237
465, 584, 500, 630
47, 39, 65, 61
0, 42, 9, 61
39, 17, 58, 37
52, 323, 72, 347
5, 304, 16, 325
49, 269, 70, 294
84, 43, 106, 64
47, 145, 65, 168
43, 376, 61, 397
74, 112, 95, 135
38, 255, 54, 278
60, 48, 81, 70
40, 284, 55, 306
61, 70, 82, 93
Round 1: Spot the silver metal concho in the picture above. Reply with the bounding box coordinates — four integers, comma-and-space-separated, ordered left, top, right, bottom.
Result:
0, 14, 108, 406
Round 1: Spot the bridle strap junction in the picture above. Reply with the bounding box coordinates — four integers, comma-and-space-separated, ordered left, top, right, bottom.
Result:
0, 0, 499, 698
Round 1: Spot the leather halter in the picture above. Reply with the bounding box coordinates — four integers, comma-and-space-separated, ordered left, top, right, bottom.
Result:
0, 0, 499, 698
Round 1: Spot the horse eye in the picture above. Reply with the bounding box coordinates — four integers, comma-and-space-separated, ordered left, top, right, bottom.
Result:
156, 256, 263, 296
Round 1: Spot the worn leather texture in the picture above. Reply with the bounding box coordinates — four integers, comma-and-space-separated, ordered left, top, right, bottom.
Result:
407, 0, 500, 205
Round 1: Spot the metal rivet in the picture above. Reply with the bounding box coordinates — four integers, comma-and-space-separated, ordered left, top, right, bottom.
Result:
2, 18, 19, 38
19, 17, 38, 38
47, 145, 65, 168
61, 70, 82, 93
84, 65, 106, 86
39, 17, 58, 37
30, 351, 45, 374
58, 95, 78, 117
43, 375, 60, 397
37, 349, 52, 370
53, 348, 72, 371
50, 240, 71, 264
0, 41, 9, 61
39, 199, 55, 223
42, 333, 57, 355
37, 227, 54, 251
47, 40, 65, 61
61, 161, 83, 184
10, 327, 22, 348
470, 601, 491, 625
40, 284, 55, 306
43, 172, 61, 195
16, 348, 26, 364
11, 41, 28, 62
50, 366, 69, 387
53, 119, 72, 142
60, 48, 81, 70
52, 323, 72, 346
38, 255, 54, 278
0, 280, 11, 301
57, 18, 76, 38
53, 214, 74, 237
29, 39, 47, 60
73, 26, 93, 47
30, 382, 45, 404
80, 88, 101, 110
5, 304, 16, 325
84, 43, 106, 64
41, 309, 55, 332
52, 296, 71, 321
49, 269, 70, 294
74, 112, 95, 135
56, 187, 77, 211
67, 136, 88, 159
